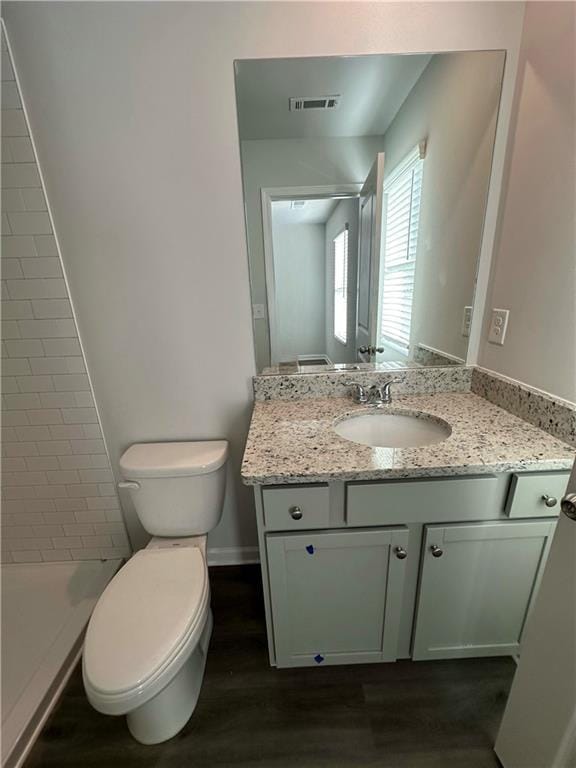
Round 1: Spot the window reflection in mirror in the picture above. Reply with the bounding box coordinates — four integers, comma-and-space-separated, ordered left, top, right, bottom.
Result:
234, 52, 506, 374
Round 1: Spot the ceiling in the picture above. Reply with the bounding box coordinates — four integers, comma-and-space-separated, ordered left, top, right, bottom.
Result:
235, 54, 432, 140
271, 198, 344, 225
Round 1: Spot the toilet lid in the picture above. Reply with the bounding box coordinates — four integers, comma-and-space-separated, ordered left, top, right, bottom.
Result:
84, 547, 207, 695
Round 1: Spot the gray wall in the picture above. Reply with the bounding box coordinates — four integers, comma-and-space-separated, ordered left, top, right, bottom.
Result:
324, 198, 360, 364
271, 221, 326, 362
2, 1, 526, 557
479, 2, 576, 403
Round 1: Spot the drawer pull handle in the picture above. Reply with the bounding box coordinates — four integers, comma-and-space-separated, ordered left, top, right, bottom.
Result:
541, 495, 558, 508
430, 545, 443, 558
394, 546, 408, 560
289, 505, 303, 520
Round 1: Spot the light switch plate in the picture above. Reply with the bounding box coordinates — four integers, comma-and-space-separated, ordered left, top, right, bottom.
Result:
488, 308, 509, 345
461, 306, 472, 337
252, 304, 265, 320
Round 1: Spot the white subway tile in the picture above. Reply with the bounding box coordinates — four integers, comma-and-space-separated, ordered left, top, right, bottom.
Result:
2, 358, 31, 376
63, 523, 94, 536
21, 258, 63, 279
9, 537, 53, 550
6, 137, 34, 163
55, 498, 87, 512
15, 425, 51, 441
74, 392, 94, 407
52, 536, 83, 549
42, 338, 81, 357
66, 484, 99, 498
5, 470, 47, 486
18, 318, 76, 338
79, 468, 114, 484
59, 454, 108, 470
2, 486, 38, 499
2, 442, 39, 457
75, 509, 106, 523
2, 300, 34, 320
82, 425, 103, 440
82, 534, 112, 548
61, 407, 98, 424
5, 498, 54, 514
34, 484, 67, 499
33, 235, 58, 257
1, 235, 37, 258
31, 356, 81, 374
27, 409, 63, 426
43, 511, 76, 525
2, 319, 21, 338
7, 512, 44, 525
36, 440, 72, 456
8, 212, 52, 236
16, 375, 54, 393
39, 392, 77, 408
42, 550, 72, 562
70, 439, 105, 454
2, 410, 29, 426
3, 392, 42, 409
2, 82, 21, 108
4, 339, 44, 357
7, 278, 67, 300
2, 259, 24, 279
87, 497, 120, 511
21, 189, 47, 212
70, 548, 101, 561
2, 376, 19, 392
1, 109, 27, 136
32, 524, 64, 538
2, 457, 27, 472
47, 470, 79, 485
53, 376, 91, 393
26, 456, 59, 471
13, 551, 43, 563
2, 163, 41, 188
2, 189, 24, 212
49, 424, 85, 440
1, 426, 18, 442
31, 300, 73, 320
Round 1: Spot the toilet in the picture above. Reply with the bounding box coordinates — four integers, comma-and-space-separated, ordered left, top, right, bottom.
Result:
82, 440, 228, 744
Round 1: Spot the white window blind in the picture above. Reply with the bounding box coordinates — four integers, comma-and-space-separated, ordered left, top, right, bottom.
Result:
379, 146, 424, 351
333, 226, 349, 344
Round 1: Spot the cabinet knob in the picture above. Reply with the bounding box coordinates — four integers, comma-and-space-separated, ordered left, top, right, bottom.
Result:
394, 546, 407, 560
289, 505, 303, 520
430, 545, 443, 558
541, 494, 558, 508
561, 493, 576, 520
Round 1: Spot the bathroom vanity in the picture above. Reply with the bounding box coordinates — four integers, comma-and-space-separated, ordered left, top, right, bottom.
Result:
241, 390, 574, 669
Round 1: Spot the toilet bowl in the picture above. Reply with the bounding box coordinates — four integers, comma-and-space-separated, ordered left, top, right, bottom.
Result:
82, 441, 228, 744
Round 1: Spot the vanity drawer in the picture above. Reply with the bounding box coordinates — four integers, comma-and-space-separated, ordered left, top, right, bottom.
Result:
505, 471, 570, 518
346, 476, 500, 526
262, 485, 330, 531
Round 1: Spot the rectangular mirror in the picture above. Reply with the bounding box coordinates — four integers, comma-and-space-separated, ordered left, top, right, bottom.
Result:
235, 52, 506, 374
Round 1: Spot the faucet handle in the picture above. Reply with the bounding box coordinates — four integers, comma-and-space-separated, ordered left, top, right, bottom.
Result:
341, 381, 369, 404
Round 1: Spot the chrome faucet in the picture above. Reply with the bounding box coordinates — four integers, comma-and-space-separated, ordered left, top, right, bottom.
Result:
344, 380, 396, 406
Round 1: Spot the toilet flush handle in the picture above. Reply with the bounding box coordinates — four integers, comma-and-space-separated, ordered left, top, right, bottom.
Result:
118, 481, 140, 491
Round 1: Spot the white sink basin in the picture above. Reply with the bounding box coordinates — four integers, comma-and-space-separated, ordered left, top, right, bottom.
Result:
333, 409, 452, 448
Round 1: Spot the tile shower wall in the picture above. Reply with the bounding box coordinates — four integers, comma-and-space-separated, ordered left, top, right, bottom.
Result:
1, 28, 131, 564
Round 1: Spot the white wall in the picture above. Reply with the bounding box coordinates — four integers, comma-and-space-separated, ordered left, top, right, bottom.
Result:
271, 221, 326, 362
241, 135, 386, 370
324, 198, 360, 364
1, 26, 130, 564
2, 1, 525, 556
380, 51, 504, 363
480, 2, 576, 403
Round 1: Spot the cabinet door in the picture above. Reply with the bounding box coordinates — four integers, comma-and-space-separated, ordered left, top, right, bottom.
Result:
267, 527, 409, 668
412, 520, 556, 660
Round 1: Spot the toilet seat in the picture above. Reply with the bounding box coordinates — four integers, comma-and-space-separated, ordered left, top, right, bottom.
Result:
83, 546, 209, 715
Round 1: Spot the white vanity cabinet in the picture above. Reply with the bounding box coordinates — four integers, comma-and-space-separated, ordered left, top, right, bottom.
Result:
267, 527, 409, 668
254, 470, 569, 669
412, 519, 556, 660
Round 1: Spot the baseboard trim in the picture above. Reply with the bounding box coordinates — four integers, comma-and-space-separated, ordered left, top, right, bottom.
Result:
207, 546, 260, 566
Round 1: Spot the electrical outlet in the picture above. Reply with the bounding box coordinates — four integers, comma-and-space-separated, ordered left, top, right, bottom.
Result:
252, 304, 265, 320
488, 308, 509, 345
461, 306, 472, 337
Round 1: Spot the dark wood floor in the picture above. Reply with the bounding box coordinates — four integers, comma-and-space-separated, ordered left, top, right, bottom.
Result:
24, 565, 512, 768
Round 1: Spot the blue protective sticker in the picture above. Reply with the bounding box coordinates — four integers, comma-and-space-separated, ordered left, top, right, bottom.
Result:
306, 545, 315, 554
314, 654, 325, 664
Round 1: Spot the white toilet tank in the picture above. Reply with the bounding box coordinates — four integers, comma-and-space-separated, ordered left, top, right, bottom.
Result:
119, 441, 228, 537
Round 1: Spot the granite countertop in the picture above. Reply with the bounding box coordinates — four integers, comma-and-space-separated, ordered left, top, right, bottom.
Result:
241, 392, 575, 485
